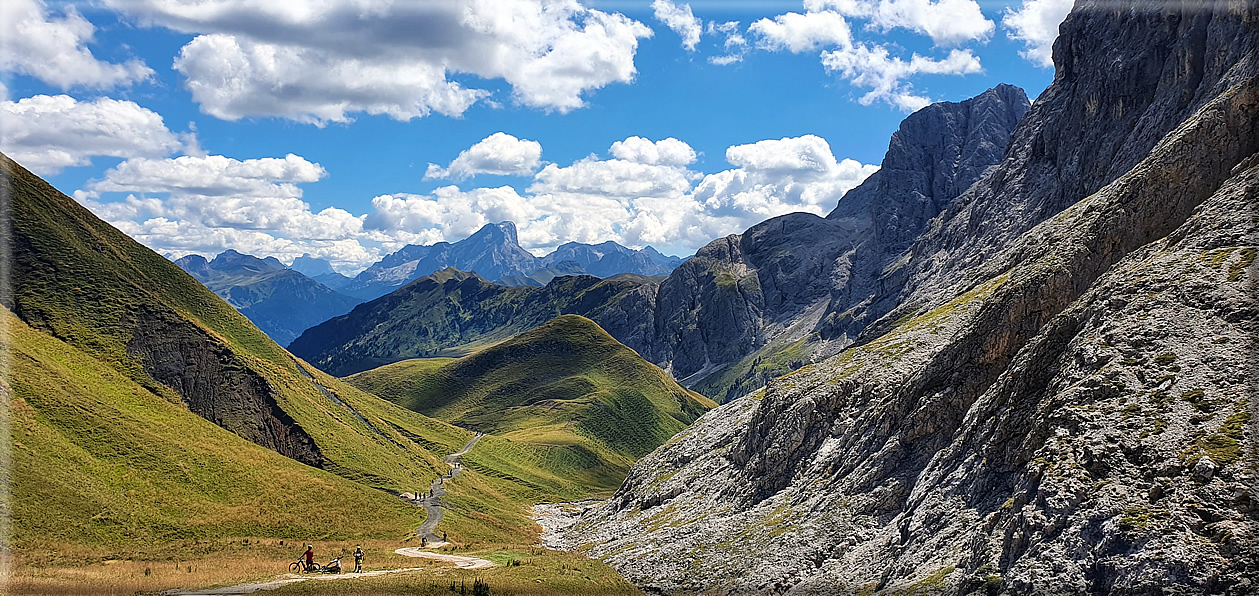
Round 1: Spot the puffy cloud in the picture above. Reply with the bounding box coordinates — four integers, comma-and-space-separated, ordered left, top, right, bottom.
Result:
697, 135, 879, 220
725, 135, 840, 176
105, 0, 653, 123
0, 0, 152, 89
750, 10, 852, 53
173, 34, 486, 124
651, 0, 702, 51
805, 0, 992, 45
608, 137, 697, 167
530, 158, 694, 199
81, 135, 877, 273
78, 152, 384, 271
1004, 0, 1072, 68
90, 154, 326, 200
746, 1, 989, 111
0, 95, 184, 175
822, 44, 982, 111
425, 133, 543, 180
365, 186, 542, 240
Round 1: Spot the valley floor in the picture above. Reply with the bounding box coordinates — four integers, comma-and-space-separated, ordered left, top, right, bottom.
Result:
7, 538, 641, 596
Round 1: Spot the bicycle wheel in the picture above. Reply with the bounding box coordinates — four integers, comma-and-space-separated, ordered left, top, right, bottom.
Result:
289, 562, 300, 572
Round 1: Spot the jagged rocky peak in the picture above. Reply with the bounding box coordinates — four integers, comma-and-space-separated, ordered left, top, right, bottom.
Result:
290, 253, 336, 277
564, 2, 1259, 594
830, 83, 1029, 245
649, 84, 1029, 388
207, 249, 285, 273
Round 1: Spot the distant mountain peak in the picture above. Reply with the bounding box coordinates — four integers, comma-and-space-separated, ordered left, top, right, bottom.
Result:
290, 253, 336, 277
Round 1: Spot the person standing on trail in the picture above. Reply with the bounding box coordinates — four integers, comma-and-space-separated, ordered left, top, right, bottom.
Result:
442, 531, 447, 542
304, 544, 314, 572
353, 546, 364, 573
421, 536, 427, 547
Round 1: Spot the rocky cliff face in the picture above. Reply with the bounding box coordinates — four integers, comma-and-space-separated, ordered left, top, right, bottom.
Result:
564, 2, 1259, 593
653, 84, 1028, 397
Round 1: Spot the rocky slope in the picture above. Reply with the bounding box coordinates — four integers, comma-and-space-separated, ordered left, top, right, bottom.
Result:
562, 2, 1259, 593
175, 250, 362, 345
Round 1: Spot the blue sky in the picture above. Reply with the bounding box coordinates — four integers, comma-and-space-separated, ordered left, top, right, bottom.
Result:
1, 0, 1071, 274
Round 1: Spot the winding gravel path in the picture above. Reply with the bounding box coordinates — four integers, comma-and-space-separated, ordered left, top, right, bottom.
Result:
416, 433, 482, 544
394, 547, 495, 569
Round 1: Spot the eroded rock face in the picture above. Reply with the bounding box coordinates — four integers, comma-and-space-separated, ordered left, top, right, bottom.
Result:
650, 84, 1029, 390
127, 306, 324, 468
567, 2, 1259, 593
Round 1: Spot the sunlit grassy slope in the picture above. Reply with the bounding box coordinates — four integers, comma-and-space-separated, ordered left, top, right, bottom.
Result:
4, 308, 425, 551
347, 315, 716, 495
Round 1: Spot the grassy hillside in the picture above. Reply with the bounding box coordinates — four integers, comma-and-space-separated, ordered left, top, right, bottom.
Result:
4, 308, 424, 551
3, 151, 470, 497
0, 151, 671, 594
347, 315, 715, 494
289, 269, 660, 376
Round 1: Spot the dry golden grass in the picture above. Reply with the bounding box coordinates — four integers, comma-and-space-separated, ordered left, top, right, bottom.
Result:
7, 538, 642, 596
6, 538, 418, 595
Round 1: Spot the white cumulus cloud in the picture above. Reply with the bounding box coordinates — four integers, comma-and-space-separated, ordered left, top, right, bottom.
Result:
0, 0, 152, 89
750, 10, 852, 53
747, 1, 990, 111
822, 44, 982, 111
425, 133, 543, 181
608, 137, 697, 167
105, 0, 653, 124
651, 0, 702, 51
0, 95, 184, 175
1004, 0, 1072, 68
78, 134, 878, 273
805, 0, 992, 45
698, 135, 879, 220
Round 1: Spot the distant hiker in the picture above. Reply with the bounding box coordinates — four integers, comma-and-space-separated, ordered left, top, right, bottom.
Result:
421, 536, 427, 547
353, 546, 364, 573
304, 544, 314, 572
442, 531, 447, 542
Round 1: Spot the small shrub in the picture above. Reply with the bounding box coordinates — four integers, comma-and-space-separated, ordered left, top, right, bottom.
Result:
1154, 353, 1177, 366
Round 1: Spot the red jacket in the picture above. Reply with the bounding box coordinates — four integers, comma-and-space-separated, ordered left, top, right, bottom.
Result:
305, 548, 314, 564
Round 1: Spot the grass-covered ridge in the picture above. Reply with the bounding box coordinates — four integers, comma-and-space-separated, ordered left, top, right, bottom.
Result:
4, 308, 425, 550
349, 315, 716, 495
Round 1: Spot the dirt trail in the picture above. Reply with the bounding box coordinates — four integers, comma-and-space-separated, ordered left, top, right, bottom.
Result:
394, 547, 495, 569
416, 433, 482, 544
165, 566, 428, 595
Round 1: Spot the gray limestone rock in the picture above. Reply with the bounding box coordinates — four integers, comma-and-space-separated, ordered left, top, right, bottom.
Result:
565, 2, 1259, 594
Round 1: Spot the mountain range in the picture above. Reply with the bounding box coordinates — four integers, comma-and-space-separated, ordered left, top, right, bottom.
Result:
288, 84, 1030, 399
174, 249, 362, 346
339, 221, 686, 300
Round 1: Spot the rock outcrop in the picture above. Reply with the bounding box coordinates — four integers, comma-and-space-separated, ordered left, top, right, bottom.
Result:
660, 84, 1029, 399
564, 2, 1259, 593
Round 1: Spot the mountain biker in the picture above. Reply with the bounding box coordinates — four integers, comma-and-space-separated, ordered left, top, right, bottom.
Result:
354, 546, 364, 573
304, 544, 314, 572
